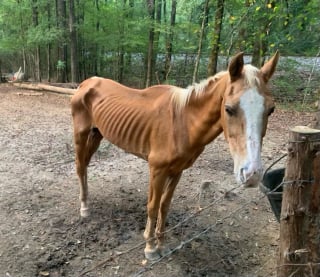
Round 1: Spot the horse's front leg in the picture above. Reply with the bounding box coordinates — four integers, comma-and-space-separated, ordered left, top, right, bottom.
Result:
156, 173, 182, 256
143, 168, 167, 260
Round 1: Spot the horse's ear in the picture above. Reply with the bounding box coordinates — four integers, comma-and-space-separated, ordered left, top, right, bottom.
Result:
260, 51, 280, 83
228, 52, 244, 82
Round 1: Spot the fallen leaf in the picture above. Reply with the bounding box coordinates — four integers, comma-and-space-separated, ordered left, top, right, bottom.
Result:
141, 259, 148, 266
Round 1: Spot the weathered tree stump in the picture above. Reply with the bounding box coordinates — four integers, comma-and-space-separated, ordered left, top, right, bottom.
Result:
278, 126, 320, 277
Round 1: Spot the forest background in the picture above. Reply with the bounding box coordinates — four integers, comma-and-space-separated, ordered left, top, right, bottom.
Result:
0, 0, 319, 95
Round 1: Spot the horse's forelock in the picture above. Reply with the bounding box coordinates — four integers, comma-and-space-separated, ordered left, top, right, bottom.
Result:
243, 64, 260, 88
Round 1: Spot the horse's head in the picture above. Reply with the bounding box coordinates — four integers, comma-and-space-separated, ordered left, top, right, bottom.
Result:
221, 52, 279, 187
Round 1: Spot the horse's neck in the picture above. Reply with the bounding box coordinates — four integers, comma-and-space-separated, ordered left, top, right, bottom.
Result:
186, 79, 225, 146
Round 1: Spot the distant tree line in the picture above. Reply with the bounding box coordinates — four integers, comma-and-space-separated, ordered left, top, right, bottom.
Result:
0, 0, 318, 87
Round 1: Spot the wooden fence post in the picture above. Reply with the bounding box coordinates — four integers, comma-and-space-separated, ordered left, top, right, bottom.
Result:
278, 126, 320, 277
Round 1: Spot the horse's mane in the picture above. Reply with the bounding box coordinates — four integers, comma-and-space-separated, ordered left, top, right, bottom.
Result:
170, 71, 227, 112
170, 64, 260, 112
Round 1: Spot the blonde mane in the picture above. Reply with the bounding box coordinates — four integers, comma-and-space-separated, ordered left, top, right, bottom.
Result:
171, 71, 226, 112
171, 64, 260, 112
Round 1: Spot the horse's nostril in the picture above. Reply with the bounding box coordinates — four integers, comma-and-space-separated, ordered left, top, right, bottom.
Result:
240, 168, 246, 183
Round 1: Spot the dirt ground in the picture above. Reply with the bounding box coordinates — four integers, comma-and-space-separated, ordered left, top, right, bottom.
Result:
0, 83, 314, 277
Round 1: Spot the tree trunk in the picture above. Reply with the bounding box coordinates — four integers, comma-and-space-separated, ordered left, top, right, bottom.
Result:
93, 0, 100, 77
17, 0, 27, 75
0, 59, 2, 83
56, 0, 67, 83
118, 0, 129, 83
251, 37, 262, 67
46, 2, 52, 82
164, 0, 176, 82
47, 44, 52, 82
313, 96, 320, 129
69, 0, 79, 83
193, 0, 209, 83
145, 0, 155, 87
252, 0, 275, 67
32, 0, 41, 82
315, 110, 320, 129
77, 0, 85, 80
278, 126, 320, 277
235, 0, 250, 52
207, 0, 224, 76
152, 0, 162, 83
22, 48, 27, 75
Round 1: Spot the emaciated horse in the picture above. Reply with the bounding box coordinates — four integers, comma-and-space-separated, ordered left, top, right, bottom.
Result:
71, 52, 279, 260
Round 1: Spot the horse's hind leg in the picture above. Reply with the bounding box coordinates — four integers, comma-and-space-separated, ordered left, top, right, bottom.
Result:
143, 167, 168, 260
156, 173, 181, 255
73, 113, 103, 217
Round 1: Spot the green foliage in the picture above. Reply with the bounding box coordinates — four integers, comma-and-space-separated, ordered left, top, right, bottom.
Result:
27, 26, 63, 47
0, 0, 318, 87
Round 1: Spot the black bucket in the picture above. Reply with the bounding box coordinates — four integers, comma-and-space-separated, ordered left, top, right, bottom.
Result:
260, 168, 285, 222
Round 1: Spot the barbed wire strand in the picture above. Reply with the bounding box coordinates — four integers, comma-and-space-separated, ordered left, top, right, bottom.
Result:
257, 262, 320, 277
132, 193, 267, 277
262, 153, 287, 180
253, 257, 278, 277
77, 183, 242, 277
289, 138, 320, 143
135, 177, 319, 277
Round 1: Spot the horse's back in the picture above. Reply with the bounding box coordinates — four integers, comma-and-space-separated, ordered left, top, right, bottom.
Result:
71, 77, 132, 121
73, 77, 174, 109
71, 77, 177, 158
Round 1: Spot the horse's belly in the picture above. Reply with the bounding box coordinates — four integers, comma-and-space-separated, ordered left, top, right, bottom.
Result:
98, 126, 150, 161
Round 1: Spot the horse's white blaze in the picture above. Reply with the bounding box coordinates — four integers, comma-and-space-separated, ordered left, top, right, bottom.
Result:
238, 88, 265, 185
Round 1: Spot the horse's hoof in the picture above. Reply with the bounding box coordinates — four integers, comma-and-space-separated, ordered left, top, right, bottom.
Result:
158, 246, 171, 257
144, 247, 161, 261
80, 208, 89, 218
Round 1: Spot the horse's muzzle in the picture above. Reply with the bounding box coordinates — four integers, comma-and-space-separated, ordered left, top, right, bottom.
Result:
240, 166, 263, 187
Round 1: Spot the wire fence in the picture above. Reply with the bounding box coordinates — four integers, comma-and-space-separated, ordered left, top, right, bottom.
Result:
76, 134, 320, 277
77, 178, 320, 277
77, 176, 280, 277
78, 182, 261, 277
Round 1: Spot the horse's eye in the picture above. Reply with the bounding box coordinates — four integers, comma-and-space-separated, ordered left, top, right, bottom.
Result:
225, 105, 236, 116
267, 106, 275, 116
